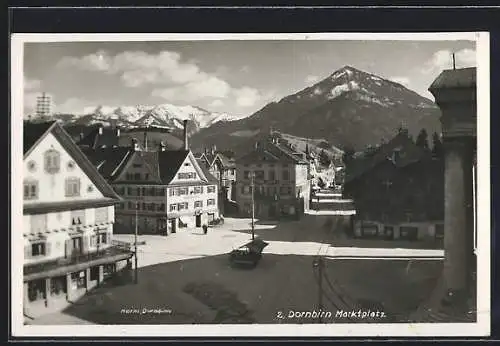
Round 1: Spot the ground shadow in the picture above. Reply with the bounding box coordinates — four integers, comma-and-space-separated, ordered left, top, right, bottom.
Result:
59, 253, 445, 325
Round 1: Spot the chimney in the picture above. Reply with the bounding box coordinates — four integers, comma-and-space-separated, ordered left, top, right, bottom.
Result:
98, 126, 103, 135
183, 120, 189, 150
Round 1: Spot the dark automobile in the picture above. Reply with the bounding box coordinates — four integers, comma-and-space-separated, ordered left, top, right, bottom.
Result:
229, 238, 269, 268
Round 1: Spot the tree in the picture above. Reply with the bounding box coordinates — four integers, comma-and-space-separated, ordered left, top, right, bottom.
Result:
318, 149, 331, 167
416, 128, 430, 150
431, 132, 444, 158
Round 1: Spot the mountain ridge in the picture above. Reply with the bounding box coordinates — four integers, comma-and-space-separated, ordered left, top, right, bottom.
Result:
190, 65, 441, 154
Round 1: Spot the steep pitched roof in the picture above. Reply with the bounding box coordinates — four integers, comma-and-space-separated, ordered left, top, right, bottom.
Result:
344, 132, 428, 184
23, 121, 57, 155
157, 150, 191, 184
23, 121, 121, 201
198, 161, 219, 185
81, 147, 134, 181
213, 152, 236, 169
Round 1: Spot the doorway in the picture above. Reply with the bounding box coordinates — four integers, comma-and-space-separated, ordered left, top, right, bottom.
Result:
195, 214, 202, 227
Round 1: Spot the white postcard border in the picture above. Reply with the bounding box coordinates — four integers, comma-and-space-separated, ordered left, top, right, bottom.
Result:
10, 31, 490, 338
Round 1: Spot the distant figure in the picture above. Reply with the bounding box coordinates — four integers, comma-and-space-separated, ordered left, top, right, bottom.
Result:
203, 224, 208, 234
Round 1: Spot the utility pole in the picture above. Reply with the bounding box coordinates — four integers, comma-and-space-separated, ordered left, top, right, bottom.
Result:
452, 52, 456, 70
313, 256, 324, 323
134, 202, 139, 284
251, 172, 255, 240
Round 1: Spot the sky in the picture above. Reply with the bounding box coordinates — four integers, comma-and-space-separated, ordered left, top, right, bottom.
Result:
23, 39, 476, 117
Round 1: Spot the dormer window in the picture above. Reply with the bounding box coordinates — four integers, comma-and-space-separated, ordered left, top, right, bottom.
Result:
44, 149, 60, 174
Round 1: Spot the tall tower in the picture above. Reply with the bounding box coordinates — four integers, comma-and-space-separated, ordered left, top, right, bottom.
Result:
36, 92, 51, 120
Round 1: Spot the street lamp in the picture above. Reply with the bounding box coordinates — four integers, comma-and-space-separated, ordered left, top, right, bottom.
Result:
251, 172, 255, 241
134, 202, 139, 284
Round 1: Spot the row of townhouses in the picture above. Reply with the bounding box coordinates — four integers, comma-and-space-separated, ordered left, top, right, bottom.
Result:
22, 119, 222, 319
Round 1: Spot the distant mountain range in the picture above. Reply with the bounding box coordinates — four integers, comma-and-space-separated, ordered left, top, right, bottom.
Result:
190, 65, 441, 154
27, 103, 243, 135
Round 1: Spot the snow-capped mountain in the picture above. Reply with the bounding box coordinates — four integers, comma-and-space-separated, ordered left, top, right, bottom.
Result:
29, 103, 241, 133
190, 65, 441, 154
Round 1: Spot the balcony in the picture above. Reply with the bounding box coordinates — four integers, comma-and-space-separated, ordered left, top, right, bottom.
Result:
23, 245, 134, 281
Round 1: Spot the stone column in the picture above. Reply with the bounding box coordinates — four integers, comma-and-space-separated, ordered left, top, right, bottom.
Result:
443, 138, 473, 293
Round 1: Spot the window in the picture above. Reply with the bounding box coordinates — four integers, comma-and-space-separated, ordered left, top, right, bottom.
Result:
178, 172, 196, 179
133, 163, 142, 168
23, 181, 38, 200
169, 188, 175, 196
207, 185, 216, 193
30, 214, 47, 233
177, 187, 188, 196
243, 171, 250, 179
65, 178, 81, 197
94, 207, 108, 224
142, 203, 146, 210
178, 202, 188, 210
169, 204, 177, 212
90, 266, 99, 281
193, 186, 203, 194
280, 186, 291, 195
71, 271, 86, 289
28, 279, 46, 302
145, 173, 150, 180
31, 242, 46, 256
158, 203, 165, 212
50, 276, 67, 296
194, 201, 203, 208
136, 187, 141, 196
282, 170, 290, 180
134, 173, 141, 180
435, 224, 444, 239
148, 203, 155, 211
44, 149, 60, 174
127, 187, 133, 196
156, 188, 165, 196
207, 199, 216, 206
70, 210, 85, 226
255, 171, 265, 180
269, 171, 276, 181
400, 226, 418, 241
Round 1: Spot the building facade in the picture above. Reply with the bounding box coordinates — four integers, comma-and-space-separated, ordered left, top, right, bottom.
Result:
84, 145, 220, 235
23, 121, 133, 319
235, 137, 311, 220
343, 130, 445, 241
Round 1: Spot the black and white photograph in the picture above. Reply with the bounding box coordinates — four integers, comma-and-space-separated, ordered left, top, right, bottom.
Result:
11, 32, 490, 337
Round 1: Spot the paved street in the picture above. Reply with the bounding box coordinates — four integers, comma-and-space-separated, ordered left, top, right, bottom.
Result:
30, 215, 444, 325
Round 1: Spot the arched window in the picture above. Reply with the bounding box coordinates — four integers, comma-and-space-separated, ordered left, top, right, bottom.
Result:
44, 149, 60, 174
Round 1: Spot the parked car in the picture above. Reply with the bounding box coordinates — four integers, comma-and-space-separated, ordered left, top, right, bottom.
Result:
229, 238, 269, 268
